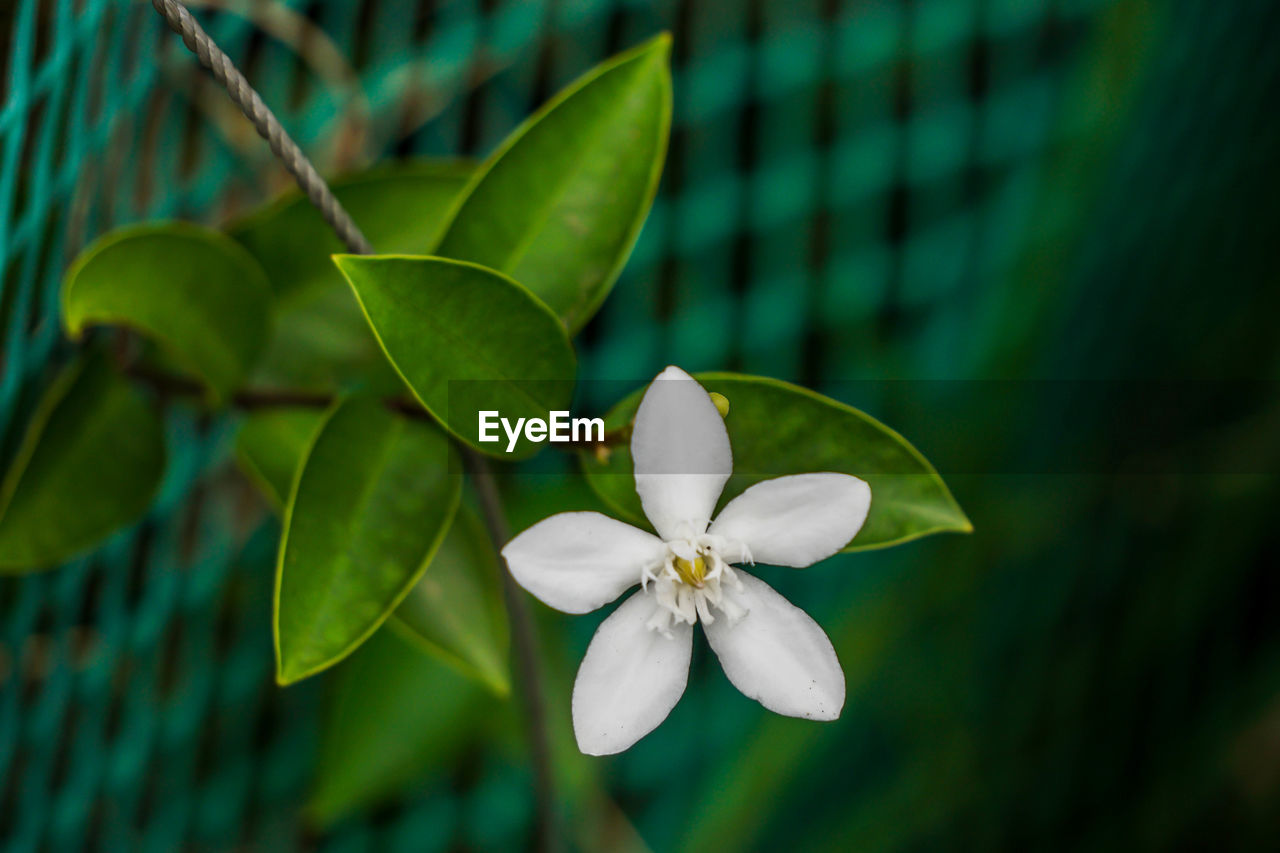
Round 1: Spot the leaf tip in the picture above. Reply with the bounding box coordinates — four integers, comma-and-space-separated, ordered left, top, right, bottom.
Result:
482, 668, 512, 698
274, 638, 306, 687
943, 496, 974, 535
330, 253, 358, 272
643, 31, 673, 65
275, 663, 303, 687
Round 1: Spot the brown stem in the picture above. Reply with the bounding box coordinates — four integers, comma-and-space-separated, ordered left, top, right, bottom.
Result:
127, 361, 625, 456
124, 360, 426, 417
465, 449, 561, 853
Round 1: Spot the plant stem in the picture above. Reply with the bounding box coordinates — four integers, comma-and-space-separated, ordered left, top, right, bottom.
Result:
148, 3, 561, 848
127, 361, 626, 452
124, 361, 427, 418
466, 449, 562, 853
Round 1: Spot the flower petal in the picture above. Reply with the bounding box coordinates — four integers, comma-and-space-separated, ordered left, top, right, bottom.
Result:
708, 473, 870, 567
631, 366, 732, 539
703, 572, 844, 720
501, 512, 665, 614
573, 591, 693, 755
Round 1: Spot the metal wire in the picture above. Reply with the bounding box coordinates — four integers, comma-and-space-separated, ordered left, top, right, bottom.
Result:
148, 0, 374, 255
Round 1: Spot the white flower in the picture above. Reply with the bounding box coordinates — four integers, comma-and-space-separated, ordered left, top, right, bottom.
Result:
501, 366, 872, 755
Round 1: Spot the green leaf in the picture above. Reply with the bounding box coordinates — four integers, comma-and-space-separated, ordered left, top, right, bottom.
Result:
436, 34, 672, 333
230, 159, 473, 304
231, 161, 474, 394
0, 355, 165, 572
308, 627, 489, 827
275, 396, 461, 684
247, 283, 405, 395
389, 505, 510, 696
581, 373, 971, 551
333, 255, 576, 457
62, 223, 273, 403
234, 408, 326, 511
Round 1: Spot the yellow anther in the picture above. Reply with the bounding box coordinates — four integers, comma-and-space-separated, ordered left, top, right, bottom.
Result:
709, 392, 730, 418
672, 555, 707, 587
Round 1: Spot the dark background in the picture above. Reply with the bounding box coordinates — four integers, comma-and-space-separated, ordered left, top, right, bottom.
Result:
2, 0, 1279, 850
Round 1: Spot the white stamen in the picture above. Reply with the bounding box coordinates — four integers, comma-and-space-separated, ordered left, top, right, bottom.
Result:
640, 532, 752, 632
694, 594, 715, 625
721, 563, 743, 591
675, 585, 697, 624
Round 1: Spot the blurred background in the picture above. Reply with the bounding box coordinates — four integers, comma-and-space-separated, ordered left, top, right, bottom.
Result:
3, 0, 1280, 850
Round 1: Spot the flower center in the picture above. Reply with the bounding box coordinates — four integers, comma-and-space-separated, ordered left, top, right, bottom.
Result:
640, 535, 753, 636
672, 554, 707, 587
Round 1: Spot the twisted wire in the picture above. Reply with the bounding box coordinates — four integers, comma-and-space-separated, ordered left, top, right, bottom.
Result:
149, 0, 374, 255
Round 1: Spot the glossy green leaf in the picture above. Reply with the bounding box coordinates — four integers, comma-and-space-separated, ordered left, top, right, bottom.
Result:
230, 159, 473, 304
234, 408, 326, 511
0, 356, 165, 572
308, 627, 489, 827
275, 397, 461, 684
247, 283, 404, 395
232, 161, 474, 394
333, 255, 576, 457
62, 223, 273, 403
436, 34, 672, 333
581, 373, 971, 551
389, 506, 510, 696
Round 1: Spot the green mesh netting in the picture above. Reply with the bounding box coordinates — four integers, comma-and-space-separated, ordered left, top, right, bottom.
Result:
4, 0, 1280, 850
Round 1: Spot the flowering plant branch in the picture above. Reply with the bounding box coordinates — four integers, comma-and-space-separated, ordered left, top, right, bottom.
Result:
0, 0, 970, 837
